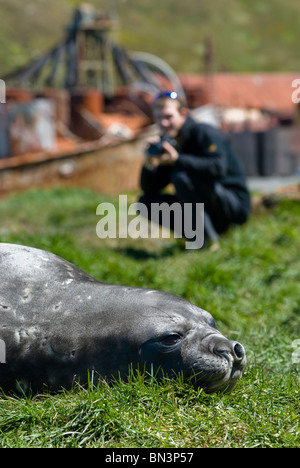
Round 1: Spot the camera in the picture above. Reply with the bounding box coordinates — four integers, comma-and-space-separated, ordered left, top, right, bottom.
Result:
146, 136, 176, 157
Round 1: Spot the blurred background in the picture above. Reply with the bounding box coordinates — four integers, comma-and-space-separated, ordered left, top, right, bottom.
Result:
1, 0, 299, 75
0, 0, 299, 195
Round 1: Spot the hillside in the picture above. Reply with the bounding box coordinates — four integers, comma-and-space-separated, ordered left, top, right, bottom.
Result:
0, 0, 299, 77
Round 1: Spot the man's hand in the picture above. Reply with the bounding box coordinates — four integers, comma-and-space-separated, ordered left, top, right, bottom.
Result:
144, 137, 179, 169
144, 136, 160, 170
144, 156, 160, 170
159, 141, 179, 166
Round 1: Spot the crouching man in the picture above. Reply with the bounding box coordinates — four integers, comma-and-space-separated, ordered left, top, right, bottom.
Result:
139, 91, 251, 248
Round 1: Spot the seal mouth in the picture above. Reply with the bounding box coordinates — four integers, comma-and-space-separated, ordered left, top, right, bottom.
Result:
190, 361, 245, 394
188, 339, 246, 393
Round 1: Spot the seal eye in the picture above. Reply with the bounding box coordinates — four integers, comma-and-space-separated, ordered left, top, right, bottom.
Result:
209, 318, 216, 329
160, 334, 182, 346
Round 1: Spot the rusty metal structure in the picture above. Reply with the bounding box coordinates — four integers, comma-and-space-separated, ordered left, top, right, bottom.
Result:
0, 4, 185, 153
4, 4, 183, 97
4, 6, 122, 91
0, 4, 187, 195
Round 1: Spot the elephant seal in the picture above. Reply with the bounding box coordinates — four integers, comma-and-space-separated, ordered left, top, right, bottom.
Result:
0, 243, 246, 394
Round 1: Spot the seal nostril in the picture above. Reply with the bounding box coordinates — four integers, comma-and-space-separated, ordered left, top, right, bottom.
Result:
233, 343, 244, 360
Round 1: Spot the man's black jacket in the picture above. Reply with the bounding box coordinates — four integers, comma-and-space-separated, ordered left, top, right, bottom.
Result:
141, 115, 251, 219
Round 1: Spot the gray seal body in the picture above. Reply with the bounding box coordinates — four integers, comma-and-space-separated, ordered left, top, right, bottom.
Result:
0, 244, 246, 393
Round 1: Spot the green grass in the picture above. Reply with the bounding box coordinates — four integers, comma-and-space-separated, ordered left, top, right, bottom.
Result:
0, 187, 299, 448
0, 371, 298, 448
